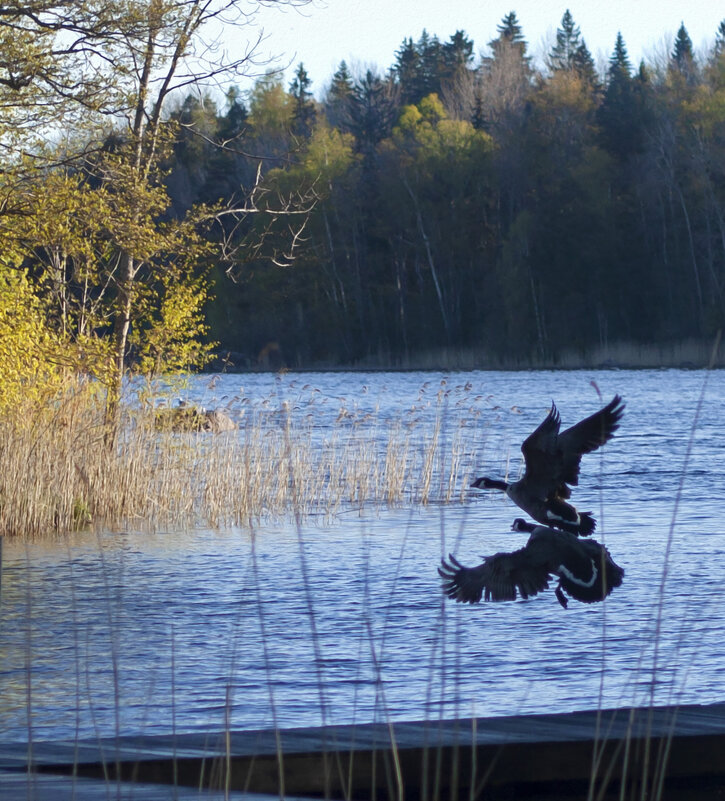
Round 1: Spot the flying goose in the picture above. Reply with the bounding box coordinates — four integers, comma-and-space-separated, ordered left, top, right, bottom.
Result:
438, 518, 624, 609
471, 394, 624, 535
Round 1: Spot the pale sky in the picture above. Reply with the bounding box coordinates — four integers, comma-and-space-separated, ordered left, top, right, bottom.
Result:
235, 0, 724, 97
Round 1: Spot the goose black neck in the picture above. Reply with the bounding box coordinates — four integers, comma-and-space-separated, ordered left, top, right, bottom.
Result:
511, 518, 537, 533
475, 477, 508, 491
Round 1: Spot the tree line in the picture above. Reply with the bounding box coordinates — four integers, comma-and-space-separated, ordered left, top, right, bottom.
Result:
187, 12, 725, 367
2, 4, 725, 405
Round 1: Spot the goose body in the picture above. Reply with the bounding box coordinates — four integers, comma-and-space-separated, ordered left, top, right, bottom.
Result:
438, 518, 624, 609
471, 394, 624, 535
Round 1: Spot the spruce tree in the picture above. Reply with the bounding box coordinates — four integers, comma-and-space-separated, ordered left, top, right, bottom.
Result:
547, 10, 600, 92
481, 11, 533, 118
490, 11, 528, 60
497, 12, 525, 45
549, 10, 581, 71
204, 87, 249, 203
441, 30, 474, 80
417, 29, 443, 99
598, 33, 637, 159
289, 62, 316, 138
482, 11, 532, 85
670, 23, 698, 83
471, 92, 486, 130
573, 41, 601, 91
219, 86, 248, 140
609, 32, 632, 79
672, 23, 694, 65
348, 69, 397, 229
349, 69, 396, 156
711, 20, 725, 80
716, 20, 725, 56
393, 31, 445, 105
325, 61, 355, 130
393, 38, 421, 105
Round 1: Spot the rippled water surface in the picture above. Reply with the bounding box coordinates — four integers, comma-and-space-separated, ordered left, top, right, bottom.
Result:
2, 368, 725, 742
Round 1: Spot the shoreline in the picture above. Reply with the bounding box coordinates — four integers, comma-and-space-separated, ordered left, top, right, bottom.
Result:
211, 336, 725, 373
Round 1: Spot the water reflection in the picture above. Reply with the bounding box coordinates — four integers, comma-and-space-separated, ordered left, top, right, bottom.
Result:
2, 368, 725, 742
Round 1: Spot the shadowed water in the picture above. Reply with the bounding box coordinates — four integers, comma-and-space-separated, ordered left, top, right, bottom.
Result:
1, 368, 724, 743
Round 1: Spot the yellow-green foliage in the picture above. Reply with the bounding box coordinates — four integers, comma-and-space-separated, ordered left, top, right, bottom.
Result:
395, 92, 448, 135
390, 93, 494, 172
0, 263, 68, 414
132, 273, 216, 375
301, 122, 357, 184
268, 120, 357, 195
248, 72, 294, 136
10, 160, 217, 388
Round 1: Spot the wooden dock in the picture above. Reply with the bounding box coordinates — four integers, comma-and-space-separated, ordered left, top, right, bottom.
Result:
2, 702, 725, 799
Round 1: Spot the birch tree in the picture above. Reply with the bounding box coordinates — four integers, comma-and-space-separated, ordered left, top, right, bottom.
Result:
0, 0, 311, 427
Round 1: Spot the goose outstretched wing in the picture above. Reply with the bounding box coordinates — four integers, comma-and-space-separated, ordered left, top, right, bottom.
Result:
520, 395, 624, 495
556, 394, 625, 486
519, 403, 563, 496
439, 546, 551, 604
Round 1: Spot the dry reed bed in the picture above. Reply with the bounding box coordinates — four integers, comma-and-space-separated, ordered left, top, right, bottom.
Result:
0, 381, 495, 537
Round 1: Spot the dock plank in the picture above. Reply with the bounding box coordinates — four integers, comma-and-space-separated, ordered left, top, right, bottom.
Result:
2, 703, 725, 799
0, 770, 320, 801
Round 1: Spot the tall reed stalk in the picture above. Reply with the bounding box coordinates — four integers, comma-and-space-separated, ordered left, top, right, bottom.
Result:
0, 377, 492, 538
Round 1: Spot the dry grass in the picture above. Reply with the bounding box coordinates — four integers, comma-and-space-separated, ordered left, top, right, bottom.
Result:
0, 377, 494, 538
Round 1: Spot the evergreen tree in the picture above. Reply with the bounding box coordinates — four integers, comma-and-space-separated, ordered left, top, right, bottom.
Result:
436, 30, 476, 120
573, 41, 601, 90
549, 10, 582, 72
170, 94, 220, 195
349, 69, 397, 157
219, 86, 248, 140
289, 62, 316, 138
547, 11, 600, 91
392, 30, 449, 105
471, 92, 486, 130
168, 90, 245, 209
393, 37, 421, 105
479, 10, 534, 270
670, 23, 698, 84
208, 87, 249, 205
325, 61, 355, 130
417, 29, 443, 99
610, 31, 632, 78
709, 21, 725, 84
716, 20, 725, 56
441, 30, 474, 81
672, 23, 694, 65
478, 11, 533, 135
497, 12, 525, 44
489, 11, 528, 61
598, 34, 640, 160
481, 11, 533, 108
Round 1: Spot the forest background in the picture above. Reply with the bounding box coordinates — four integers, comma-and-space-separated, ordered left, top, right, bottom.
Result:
3, 0, 725, 409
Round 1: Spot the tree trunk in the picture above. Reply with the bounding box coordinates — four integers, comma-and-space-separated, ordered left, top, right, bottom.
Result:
676, 184, 704, 333
402, 177, 451, 343
105, 252, 136, 437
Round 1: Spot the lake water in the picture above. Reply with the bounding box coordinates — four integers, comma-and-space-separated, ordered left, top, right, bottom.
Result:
2, 368, 725, 743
